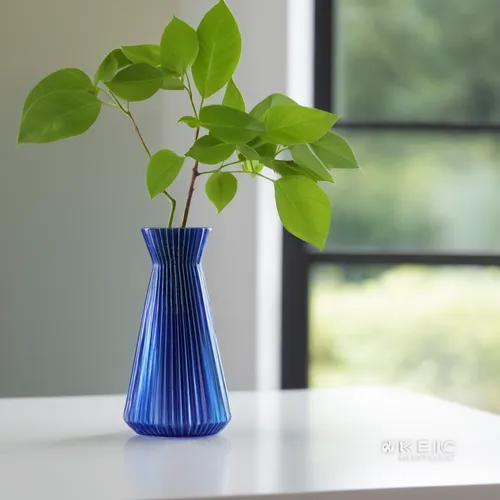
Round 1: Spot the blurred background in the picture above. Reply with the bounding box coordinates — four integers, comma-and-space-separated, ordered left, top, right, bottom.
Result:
301, 0, 500, 413
1, 0, 500, 414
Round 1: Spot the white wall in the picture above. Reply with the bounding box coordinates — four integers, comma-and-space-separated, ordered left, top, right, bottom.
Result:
0, 0, 286, 396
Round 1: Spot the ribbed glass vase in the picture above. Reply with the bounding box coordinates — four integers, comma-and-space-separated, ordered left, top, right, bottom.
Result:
124, 228, 231, 437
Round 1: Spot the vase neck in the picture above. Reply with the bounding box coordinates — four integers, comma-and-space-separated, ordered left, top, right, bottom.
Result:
142, 228, 211, 265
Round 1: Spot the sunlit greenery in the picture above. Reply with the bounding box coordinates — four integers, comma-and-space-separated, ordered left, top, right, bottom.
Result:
338, 0, 500, 123
310, 0, 500, 413
324, 133, 500, 252
310, 266, 500, 413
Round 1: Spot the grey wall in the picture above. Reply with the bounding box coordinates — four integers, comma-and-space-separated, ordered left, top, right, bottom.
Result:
0, 0, 287, 397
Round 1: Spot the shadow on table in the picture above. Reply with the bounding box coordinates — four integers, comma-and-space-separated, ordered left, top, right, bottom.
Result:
49, 431, 132, 446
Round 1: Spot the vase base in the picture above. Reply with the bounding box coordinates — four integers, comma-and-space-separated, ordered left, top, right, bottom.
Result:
125, 418, 230, 438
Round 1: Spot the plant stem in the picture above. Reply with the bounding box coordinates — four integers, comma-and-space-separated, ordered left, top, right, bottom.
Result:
164, 192, 177, 228
199, 168, 275, 183
106, 90, 177, 227
97, 88, 120, 109
126, 110, 152, 158
226, 170, 276, 182
222, 159, 243, 169
181, 128, 201, 228
197, 160, 243, 176
100, 101, 120, 109
185, 74, 199, 119
97, 87, 115, 102
107, 90, 128, 113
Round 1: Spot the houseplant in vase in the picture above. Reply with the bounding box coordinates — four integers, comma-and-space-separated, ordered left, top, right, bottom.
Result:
17, 0, 358, 437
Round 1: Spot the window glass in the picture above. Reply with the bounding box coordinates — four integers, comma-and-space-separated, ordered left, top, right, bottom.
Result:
337, 0, 500, 123
319, 132, 500, 253
309, 264, 500, 412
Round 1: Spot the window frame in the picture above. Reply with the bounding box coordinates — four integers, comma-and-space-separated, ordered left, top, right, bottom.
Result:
281, 0, 500, 390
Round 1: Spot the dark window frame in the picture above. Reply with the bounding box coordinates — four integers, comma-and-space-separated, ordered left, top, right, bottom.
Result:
281, 0, 500, 390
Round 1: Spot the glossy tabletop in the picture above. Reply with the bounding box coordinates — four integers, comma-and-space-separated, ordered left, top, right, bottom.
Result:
1, 388, 500, 500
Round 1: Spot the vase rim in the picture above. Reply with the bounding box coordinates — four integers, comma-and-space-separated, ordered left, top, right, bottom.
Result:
142, 227, 212, 231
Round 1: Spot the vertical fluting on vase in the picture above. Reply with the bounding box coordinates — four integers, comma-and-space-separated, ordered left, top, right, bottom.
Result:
124, 228, 231, 437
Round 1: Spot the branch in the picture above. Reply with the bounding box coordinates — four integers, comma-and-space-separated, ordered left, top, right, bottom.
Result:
199, 168, 275, 183
127, 111, 152, 158
164, 191, 177, 228
106, 90, 177, 227
184, 73, 199, 119
225, 170, 275, 182
181, 128, 201, 228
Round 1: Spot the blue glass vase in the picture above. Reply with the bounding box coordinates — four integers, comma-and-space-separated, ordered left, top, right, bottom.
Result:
124, 228, 231, 438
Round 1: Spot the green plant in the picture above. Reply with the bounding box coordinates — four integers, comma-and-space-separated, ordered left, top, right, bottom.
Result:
17, 0, 358, 250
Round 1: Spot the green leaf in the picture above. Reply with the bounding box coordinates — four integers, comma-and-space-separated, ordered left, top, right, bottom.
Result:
248, 138, 277, 158
94, 49, 131, 84
205, 171, 238, 213
250, 93, 297, 121
121, 45, 161, 66
192, 0, 241, 98
199, 105, 266, 143
161, 17, 199, 76
274, 176, 331, 250
161, 70, 184, 90
263, 159, 323, 182
290, 145, 334, 182
178, 116, 202, 128
262, 105, 338, 145
236, 143, 259, 160
310, 132, 359, 169
222, 79, 245, 111
242, 160, 264, 177
256, 143, 277, 158
105, 63, 162, 102
22, 69, 94, 117
263, 159, 297, 176
147, 149, 185, 199
186, 135, 235, 164
18, 90, 101, 144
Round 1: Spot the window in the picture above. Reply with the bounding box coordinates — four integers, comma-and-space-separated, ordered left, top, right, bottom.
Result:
282, 0, 500, 413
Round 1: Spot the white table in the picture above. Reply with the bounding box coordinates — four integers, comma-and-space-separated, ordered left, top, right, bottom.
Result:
1, 388, 500, 500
